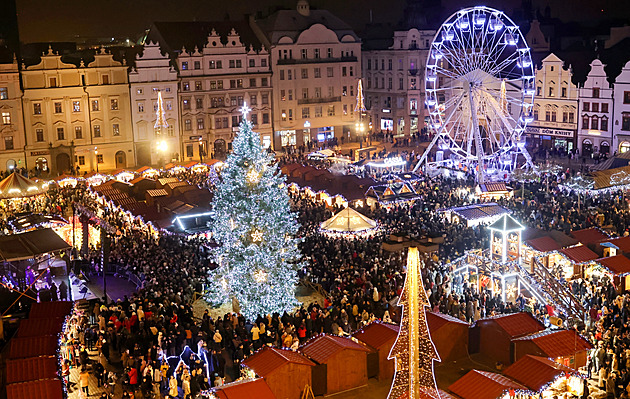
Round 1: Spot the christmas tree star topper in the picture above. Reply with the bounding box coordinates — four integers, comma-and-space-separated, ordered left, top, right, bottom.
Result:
239, 102, 251, 119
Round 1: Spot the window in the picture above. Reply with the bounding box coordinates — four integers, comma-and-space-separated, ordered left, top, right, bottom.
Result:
548, 87, 554, 97
195, 81, 202, 90
54, 102, 62, 113
49, 77, 57, 87
342, 86, 347, 96
97, 154, 103, 164
197, 118, 204, 130
288, 109, 293, 120
545, 110, 551, 121
209, 60, 217, 69
302, 107, 310, 118
237, 96, 243, 106
561, 87, 567, 97
301, 68, 308, 79
183, 99, 190, 110
261, 78, 268, 87
550, 66, 554, 71
287, 70, 292, 80
216, 60, 222, 69
110, 99, 118, 110
314, 68, 321, 78
327, 105, 335, 116
280, 70, 285, 80
91, 100, 99, 111
342, 67, 347, 77
230, 96, 237, 106
288, 90, 293, 100
593, 88, 600, 98
315, 106, 322, 117
72, 101, 81, 112
75, 126, 83, 139
343, 104, 348, 115
249, 78, 256, 88
1, 112, 10, 125
601, 117, 608, 131
388, 59, 392, 70
367, 59, 371, 70
302, 88, 309, 99
78, 156, 85, 166
94, 125, 101, 137
327, 48, 332, 58
569, 112, 574, 123
184, 119, 192, 130
236, 60, 242, 68
237, 79, 243, 88
328, 87, 334, 97
183, 82, 190, 91
583, 102, 589, 111
33, 103, 42, 115
186, 144, 194, 158
582, 115, 589, 129
301, 49, 307, 59
166, 101, 172, 110
137, 88, 144, 94
249, 59, 255, 68
250, 94, 257, 105
314, 48, 320, 58
537, 86, 541, 96
262, 113, 269, 124
589, 115, 598, 130
624, 91, 630, 104
36, 129, 44, 142
165, 87, 171, 92
562, 112, 569, 123
262, 94, 269, 104
194, 61, 201, 70
4, 136, 13, 150
102, 75, 109, 85
602, 103, 609, 113
592, 103, 599, 112
261, 59, 267, 67
399, 78, 404, 90
181, 61, 188, 70
327, 67, 334, 77
57, 127, 65, 140
0, 87, 7, 99
533, 108, 538, 120
281, 90, 286, 101
113, 124, 120, 136
232, 115, 242, 126
281, 110, 287, 121
229, 60, 235, 68
196, 97, 203, 109
315, 87, 321, 98
230, 80, 236, 89
551, 111, 557, 122
388, 78, 392, 90
138, 103, 144, 113
367, 78, 371, 89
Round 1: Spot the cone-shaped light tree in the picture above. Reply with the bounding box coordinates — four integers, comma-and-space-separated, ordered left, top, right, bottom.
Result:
387, 247, 441, 399
208, 103, 303, 319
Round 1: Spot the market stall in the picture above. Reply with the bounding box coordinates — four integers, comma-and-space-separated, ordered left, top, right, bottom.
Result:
320, 207, 379, 237
0, 172, 48, 200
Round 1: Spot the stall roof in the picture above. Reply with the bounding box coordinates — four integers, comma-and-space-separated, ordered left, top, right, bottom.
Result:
449, 370, 528, 399
0, 228, 71, 261
559, 245, 599, 264
320, 207, 378, 233
602, 236, 630, 253
213, 378, 276, 399
16, 317, 65, 338
504, 355, 576, 392
596, 255, 630, 275
478, 182, 510, 193
488, 214, 524, 232
0, 172, 47, 199
512, 329, 592, 358
6, 379, 63, 399
571, 227, 610, 244
474, 312, 545, 338
29, 301, 73, 319
300, 334, 372, 364
8, 336, 58, 359
243, 347, 315, 377
352, 321, 400, 349
427, 311, 469, 331
6, 356, 59, 384
526, 236, 562, 253
445, 203, 510, 221
10, 213, 67, 231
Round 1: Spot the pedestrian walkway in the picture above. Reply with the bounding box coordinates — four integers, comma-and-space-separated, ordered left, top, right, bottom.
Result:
87, 275, 137, 303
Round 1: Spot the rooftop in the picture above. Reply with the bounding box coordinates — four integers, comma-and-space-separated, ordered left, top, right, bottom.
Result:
352, 321, 400, 349
512, 329, 593, 358
504, 355, 576, 392
449, 370, 528, 399
243, 347, 315, 377
300, 334, 371, 364
475, 312, 545, 338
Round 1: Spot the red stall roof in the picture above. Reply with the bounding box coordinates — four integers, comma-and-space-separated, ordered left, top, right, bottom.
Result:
604, 236, 630, 253
6, 378, 64, 399
512, 329, 592, 358
6, 356, 58, 384
559, 245, 599, 263
526, 236, 562, 253
571, 227, 609, 245
504, 355, 576, 392
243, 347, 315, 377
475, 312, 545, 338
214, 378, 276, 399
352, 321, 400, 349
16, 317, 65, 338
596, 255, 630, 276
300, 334, 372, 364
8, 336, 58, 359
427, 311, 469, 332
29, 301, 73, 319
449, 370, 529, 399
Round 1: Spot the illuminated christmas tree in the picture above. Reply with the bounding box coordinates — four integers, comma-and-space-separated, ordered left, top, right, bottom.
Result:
387, 247, 440, 399
207, 103, 302, 319
154, 90, 169, 131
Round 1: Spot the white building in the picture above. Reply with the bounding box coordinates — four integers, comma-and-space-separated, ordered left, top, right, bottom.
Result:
577, 59, 613, 157
0, 56, 26, 173
21, 47, 134, 175
613, 61, 630, 154
252, 0, 361, 149
129, 41, 180, 166
362, 28, 435, 137
526, 53, 578, 153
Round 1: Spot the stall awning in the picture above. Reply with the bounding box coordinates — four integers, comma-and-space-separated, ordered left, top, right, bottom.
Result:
504, 355, 576, 392
559, 245, 599, 264
0, 228, 71, 261
526, 236, 562, 253
570, 227, 610, 245
596, 255, 630, 276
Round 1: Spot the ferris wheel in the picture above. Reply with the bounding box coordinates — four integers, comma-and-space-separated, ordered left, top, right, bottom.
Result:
414, 6, 535, 183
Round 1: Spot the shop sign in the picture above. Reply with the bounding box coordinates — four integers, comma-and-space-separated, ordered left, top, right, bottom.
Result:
525, 126, 573, 138
30, 151, 49, 156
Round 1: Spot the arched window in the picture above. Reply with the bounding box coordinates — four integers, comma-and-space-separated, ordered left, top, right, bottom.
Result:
591, 115, 599, 130
601, 116, 608, 131
582, 115, 589, 129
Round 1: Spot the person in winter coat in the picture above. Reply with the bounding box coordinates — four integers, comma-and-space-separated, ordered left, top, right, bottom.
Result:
128, 366, 138, 391
107, 371, 117, 396
169, 374, 178, 398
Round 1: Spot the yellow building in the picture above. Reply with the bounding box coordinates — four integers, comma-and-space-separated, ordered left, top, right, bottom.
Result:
0, 57, 26, 173
22, 46, 134, 175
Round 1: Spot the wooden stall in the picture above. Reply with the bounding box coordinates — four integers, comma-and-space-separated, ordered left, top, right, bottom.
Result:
242, 347, 315, 399
426, 311, 469, 362
512, 329, 592, 369
352, 321, 399, 381
300, 334, 371, 395
469, 312, 545, 366
504, 355, 585, 397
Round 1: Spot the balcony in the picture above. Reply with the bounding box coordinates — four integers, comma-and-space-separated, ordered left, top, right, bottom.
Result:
409, 69, 419, 76
297, 96, 341, 105
277, 56, 358, 65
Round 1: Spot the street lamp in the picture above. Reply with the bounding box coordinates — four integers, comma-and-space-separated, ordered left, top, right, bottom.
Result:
157, 140, 168, 167
94, 147, 99, 173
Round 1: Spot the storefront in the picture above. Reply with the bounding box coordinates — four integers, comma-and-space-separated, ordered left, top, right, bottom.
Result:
525, 126, 575, 152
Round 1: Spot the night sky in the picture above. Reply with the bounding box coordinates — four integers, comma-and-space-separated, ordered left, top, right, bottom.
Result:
16, 0, 630, 43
